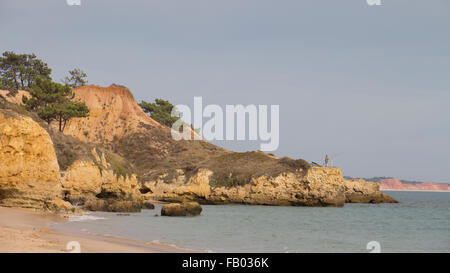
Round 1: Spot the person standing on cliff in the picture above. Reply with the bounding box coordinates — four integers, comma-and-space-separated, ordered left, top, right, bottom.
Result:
324, 154, 329, 167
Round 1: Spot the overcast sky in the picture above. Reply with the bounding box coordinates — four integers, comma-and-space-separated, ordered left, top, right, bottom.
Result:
1, 0, 449, 182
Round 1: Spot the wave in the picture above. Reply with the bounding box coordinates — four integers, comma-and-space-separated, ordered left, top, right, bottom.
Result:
69, 214, 106, 222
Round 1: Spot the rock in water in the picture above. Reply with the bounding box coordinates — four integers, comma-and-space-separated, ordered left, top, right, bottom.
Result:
0, 109, 62, 209
161, 202, 202, 216
343, 179, 398, 203
107, 200, 142, 213
83, 198, 142, 212
142, 201, 155, 209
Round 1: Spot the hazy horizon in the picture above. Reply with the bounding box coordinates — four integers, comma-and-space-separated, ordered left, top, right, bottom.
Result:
1, 0, 449, 183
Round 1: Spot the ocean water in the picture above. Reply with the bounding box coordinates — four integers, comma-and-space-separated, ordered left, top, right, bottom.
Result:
51, 191, 450, 253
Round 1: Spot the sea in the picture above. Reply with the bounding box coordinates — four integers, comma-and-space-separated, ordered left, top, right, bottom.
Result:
51, 191, 450, 253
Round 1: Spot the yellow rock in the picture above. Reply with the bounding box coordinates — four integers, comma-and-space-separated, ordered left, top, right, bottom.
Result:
143, 167, 347, 206
0, 109, 62, 209
45, 198, 72, 212
61, 159, 103, 200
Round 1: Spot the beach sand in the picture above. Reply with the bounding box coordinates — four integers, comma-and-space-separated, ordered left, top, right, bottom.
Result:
0, 206, 186, 253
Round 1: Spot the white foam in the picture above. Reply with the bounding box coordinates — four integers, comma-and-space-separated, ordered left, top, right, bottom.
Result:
69, 214, 106, 222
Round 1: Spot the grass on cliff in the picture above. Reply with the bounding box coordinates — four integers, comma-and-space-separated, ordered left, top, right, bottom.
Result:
201, 152, 311, 188
111, 120, 312, 188
105, 152, 135, 179
140, 147, 311, 188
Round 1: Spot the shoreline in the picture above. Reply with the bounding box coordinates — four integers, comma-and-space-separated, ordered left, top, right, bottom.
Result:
0, 206, 189, 253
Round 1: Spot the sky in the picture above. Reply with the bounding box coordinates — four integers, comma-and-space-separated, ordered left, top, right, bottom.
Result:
1, 0, 449, 182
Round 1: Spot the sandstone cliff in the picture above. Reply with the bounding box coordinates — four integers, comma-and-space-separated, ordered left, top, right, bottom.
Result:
61, 85, 161, 147
0, 109, 62, 209
0, 96, 143, 211
60, 150, 141, 205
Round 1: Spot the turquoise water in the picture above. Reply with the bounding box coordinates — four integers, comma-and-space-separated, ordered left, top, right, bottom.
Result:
52, 191, 450, 252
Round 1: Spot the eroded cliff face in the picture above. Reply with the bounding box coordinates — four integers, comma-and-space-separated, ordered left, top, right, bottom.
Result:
0, 109, 62, 209
61, 84, 162, 147
0, 95, 143, 211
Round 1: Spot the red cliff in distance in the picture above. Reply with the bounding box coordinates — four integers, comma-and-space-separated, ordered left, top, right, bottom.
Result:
380, 179, 449, 192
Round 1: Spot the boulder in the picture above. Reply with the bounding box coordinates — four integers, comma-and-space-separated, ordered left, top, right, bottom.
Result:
161, 202, 202, 216
83, 198, 142, 212
107, 200, 142, 213
45, 198, 72, 212
83, 198, 108, 211
142, 201, 155, 210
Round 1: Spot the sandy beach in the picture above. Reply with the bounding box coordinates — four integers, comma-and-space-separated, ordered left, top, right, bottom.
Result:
0, 206, 184, 253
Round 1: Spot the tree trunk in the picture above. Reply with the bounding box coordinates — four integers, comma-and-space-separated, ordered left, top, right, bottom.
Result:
62, 119, 67, 132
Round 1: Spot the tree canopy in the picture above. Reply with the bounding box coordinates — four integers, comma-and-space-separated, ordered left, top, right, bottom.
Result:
63, 68, 88, 88
0, 51, 90, 132
0, 51, 51, 94
23, 78, 89, 132
139, 99, 180, 127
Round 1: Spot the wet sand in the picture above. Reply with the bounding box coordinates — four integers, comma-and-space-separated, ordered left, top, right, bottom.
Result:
0, 206, 186, 253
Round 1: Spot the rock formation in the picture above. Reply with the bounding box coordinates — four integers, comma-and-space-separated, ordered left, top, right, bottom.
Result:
161, 202, 202, 216
143, 166, 348, 206
60, 84, 162, 148
0, 95, 143, 212
0, 109, 62, 209
61, 148, 143, 211
343, 179, 398, 203
142, 165, 397, 206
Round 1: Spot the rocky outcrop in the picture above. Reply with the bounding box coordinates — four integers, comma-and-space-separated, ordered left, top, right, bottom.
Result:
61, 160, 103, 202
0, 109, 62, 209
161, 202, 202, 216
143, 166, 399, 206
61, 148, 143, 211
343, 179, 398, 203
142, 167, 348, 206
